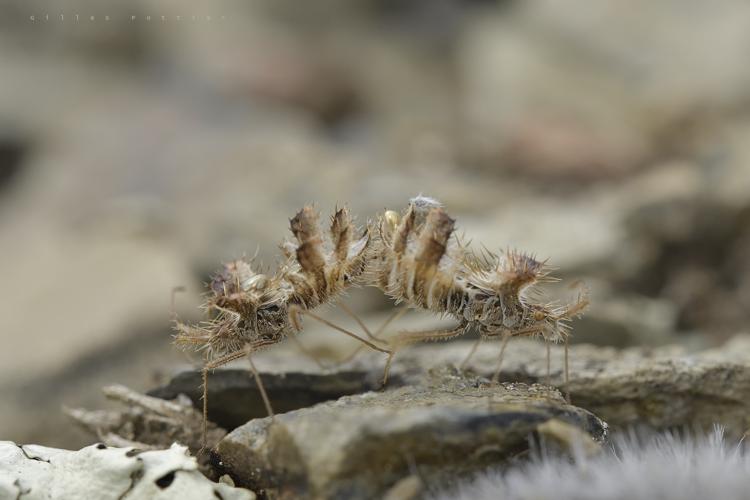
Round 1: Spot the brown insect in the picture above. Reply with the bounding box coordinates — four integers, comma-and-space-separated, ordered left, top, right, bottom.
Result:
173, 206, 390, 448
366, 196, 588, 386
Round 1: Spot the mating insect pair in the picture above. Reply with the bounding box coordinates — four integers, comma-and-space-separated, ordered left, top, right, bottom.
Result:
174, 197, 588, 448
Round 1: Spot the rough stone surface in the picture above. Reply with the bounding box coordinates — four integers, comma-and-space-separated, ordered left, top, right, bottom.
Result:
65, 384, 226, 474
0, 441, 254, 500
148, 367, 390, 431
214, 372, 607, 500
162, 335, 750, 441
383, 335, 750, 437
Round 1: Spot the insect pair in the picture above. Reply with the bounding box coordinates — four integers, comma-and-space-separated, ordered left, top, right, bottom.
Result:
174, 196, 588, 448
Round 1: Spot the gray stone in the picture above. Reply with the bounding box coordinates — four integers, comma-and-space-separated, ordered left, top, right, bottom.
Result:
214, 373, 607, 500
148, 367, 390, 431
152, 335, 750, 441
65, 385, 226, 474
383, 336, 750, 437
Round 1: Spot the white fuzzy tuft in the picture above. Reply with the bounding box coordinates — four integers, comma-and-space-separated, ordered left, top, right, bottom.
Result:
409, 194, 443, 211
433, 428, 750, 500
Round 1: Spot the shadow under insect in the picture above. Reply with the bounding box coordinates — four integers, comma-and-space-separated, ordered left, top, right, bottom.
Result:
148, 368, 405, 431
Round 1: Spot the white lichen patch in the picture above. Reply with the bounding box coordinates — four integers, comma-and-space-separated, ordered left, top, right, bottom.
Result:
0, 441, 254, 500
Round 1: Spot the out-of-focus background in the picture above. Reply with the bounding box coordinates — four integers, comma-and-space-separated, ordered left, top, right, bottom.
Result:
2, 0, 750, 449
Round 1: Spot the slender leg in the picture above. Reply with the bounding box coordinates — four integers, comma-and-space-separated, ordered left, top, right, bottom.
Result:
334, 306, 410, 365
201, 367, 208, 451
200, 349, 249, 451
382, 351, 396, 387
564, 338, 571, 403
372, 306, 409, 341
459, 337, 482, 370
337, 301, 377, 341
546, 341, 551, 384
381, 325, 467, 387
487, 325, 545, 385
490, 334, 511, 385
247, 354, 274, 419
289, 305, 390, 354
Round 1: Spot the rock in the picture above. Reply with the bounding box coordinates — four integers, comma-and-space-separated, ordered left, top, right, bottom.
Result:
152, 332, 750, 442
214, 373, 607, 499
0, 441, 254, 500
147, 367, 390, 431
383, 336, 750, 437
65, 385, 226, 474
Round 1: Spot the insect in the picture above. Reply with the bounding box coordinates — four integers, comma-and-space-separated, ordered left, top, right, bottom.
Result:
173, 205, 390, 448
366, 196, 588, 387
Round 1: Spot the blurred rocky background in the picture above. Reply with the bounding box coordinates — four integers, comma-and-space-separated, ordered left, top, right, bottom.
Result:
2, 0, 750, 450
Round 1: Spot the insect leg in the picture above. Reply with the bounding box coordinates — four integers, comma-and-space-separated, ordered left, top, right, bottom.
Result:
337, 301, 379, 341
334, 306, 410, 366
564, 338, 571, 403
546, 341, 551, 384
459, 336, 482, 370
246, 353, 274, 419
490, 333, 511, 385
288, 305, 391, 354
372, 306, 410, 341
200, 349, 250, 451
382, 324, 467, 387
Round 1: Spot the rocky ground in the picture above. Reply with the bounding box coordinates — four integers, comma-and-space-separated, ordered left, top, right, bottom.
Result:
55, 335, 750, 499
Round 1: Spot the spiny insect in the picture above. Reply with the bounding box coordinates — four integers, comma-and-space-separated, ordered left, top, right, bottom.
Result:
173, 205, 390, 448
366, 196, 588, 387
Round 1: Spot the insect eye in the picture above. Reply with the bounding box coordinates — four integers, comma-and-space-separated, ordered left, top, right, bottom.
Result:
263, 304, 280, 313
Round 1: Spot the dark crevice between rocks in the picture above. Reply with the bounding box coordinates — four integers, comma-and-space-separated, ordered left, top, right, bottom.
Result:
148, 369, 407, 431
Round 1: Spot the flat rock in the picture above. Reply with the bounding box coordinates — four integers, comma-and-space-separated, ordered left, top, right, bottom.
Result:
383, 335, 750, 437
214, 374, 607, 500
148, 367, 390, 431
152, 335, 750, 440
